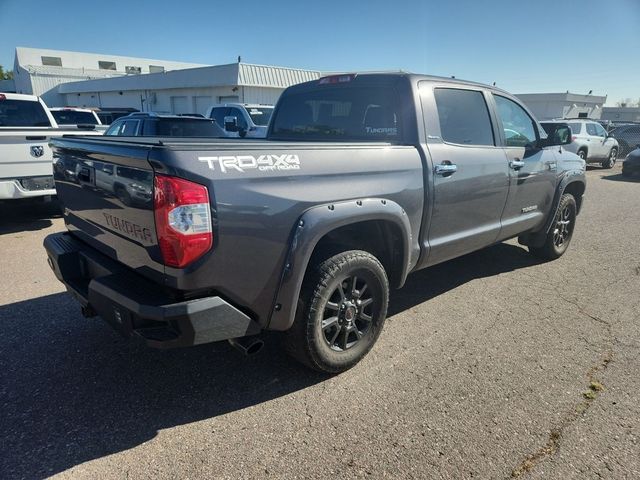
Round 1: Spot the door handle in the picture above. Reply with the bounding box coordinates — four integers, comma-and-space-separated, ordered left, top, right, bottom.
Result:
434, 163, 458, 175
510, 159, 525, 170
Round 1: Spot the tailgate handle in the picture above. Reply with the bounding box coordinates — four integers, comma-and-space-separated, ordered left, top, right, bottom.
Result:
26, 136, 47, 141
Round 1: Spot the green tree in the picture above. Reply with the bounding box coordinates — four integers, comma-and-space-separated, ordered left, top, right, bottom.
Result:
0, 65, 14, 80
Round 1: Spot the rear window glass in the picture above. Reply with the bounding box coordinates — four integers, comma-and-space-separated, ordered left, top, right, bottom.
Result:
270, 86, 402, 141
568, 122, 582, 135
0, 99, 51, 127
246, 107, 273, 126
51, 110, 98, 125
153, 119, 223, 137
434, 88, 494, 146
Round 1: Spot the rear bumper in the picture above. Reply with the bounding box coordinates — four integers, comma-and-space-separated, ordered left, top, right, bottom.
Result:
43, 232, 261, 348
0, 178, 56, 199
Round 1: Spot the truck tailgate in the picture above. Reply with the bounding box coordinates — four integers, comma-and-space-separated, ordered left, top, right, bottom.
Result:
0, 129, 56, 179
51, 137, 165, 283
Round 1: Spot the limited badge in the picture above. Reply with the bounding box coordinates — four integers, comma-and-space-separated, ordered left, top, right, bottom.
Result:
30, 146, 44, 158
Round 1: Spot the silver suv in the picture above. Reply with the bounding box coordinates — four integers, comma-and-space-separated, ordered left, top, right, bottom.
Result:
542, 120, 619, 168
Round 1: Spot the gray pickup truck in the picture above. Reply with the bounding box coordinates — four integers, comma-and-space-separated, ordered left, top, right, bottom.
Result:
44, 73, 585, 373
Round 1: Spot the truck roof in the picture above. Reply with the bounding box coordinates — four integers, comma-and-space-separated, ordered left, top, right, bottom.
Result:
302, 72, 513, 97
0, 92, 40, 102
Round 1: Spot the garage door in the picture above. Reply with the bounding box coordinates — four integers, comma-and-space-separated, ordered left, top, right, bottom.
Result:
193, 96, 213, 115
170, 96, 189, 114
219, 96, 239, 104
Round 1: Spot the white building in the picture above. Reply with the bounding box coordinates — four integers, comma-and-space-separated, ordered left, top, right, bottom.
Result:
57, 62, 321, 115
601, 107, 640, 123
10, 46, 206, 105
516, 92, 607, 120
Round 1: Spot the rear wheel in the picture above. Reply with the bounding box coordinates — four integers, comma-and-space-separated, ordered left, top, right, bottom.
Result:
529, 193, 577, 261
114, 186, 132, 206
284, 250, 389, 373
577, 149, 587, 161
602, 148, 617, 169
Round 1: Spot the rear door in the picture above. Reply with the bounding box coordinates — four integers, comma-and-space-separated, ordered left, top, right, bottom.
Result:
492, 94, 557, 239
420, 83, 510, 265
592, 122, 610, 158
586, 122, 605, 158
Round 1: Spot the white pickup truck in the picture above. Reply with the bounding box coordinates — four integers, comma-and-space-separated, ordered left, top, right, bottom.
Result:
0, 93, 102, 200
205, 103, 274, 138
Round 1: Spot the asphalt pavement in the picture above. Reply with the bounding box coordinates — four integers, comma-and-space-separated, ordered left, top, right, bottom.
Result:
1, 165, 638, 479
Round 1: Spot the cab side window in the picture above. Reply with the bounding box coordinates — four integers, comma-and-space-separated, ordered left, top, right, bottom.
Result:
586, 123, 598, 136
593, 123, 607, 137
433, 88, 495, 146
227, 107, 248, 130
494, 95, 537, 147
210, 107, 228, 127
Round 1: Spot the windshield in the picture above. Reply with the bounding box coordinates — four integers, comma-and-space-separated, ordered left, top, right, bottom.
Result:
246, 107, 273, 126
51, 110, 99, 125
152, 118, 224, 137
270, 86, 402, 141
0, 99, 52, 127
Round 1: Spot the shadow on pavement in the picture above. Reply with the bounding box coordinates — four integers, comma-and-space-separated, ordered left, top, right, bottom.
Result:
388, 243, 541, 316
0, 243, 541, 479
0, 199, 62, 235
601, 172, 640, 183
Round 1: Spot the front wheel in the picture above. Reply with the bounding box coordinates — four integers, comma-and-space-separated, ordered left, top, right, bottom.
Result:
284, 250, 389, 373
602, 148, 617, 169
529, 193, 577, 261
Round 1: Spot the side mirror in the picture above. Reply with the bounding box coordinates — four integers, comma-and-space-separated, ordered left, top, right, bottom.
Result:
543, 124, 572, 147
224, 116, 239, 132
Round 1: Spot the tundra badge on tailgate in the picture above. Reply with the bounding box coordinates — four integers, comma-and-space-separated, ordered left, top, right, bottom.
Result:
198, 154, 300, 173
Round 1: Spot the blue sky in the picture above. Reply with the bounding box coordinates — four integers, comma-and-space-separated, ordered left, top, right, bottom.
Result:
0, 0, 637, 105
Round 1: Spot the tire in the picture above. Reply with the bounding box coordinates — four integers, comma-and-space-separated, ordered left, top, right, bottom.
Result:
602, 148, 617, 169
115, 186, 132, 206
577, 149, 587, 161
529, 193, 577, 261
284, 250, 389, 373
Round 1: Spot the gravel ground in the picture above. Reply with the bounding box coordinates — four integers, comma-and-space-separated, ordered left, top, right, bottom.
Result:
0, 165, 638, 479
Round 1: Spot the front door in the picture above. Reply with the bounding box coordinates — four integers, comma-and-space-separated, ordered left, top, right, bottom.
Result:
492, 94, 557, 239
420, 85, 510, 266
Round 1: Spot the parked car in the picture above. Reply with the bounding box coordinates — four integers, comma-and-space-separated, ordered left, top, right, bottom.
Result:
206, 103, 274, 138
622, 147, 640, 177
45, 73, 585, 373
541, 119, 619, 168
608, 124, 640, 157
0, 92, 102, 201
104, 112, 225, 137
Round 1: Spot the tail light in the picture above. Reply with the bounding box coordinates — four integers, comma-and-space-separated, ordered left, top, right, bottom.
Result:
154, 175, 212, 268
571, 135, 577, 142
318, 74, 356, 85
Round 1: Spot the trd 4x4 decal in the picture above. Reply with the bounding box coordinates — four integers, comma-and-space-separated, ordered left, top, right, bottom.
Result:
198, 154, 300, 173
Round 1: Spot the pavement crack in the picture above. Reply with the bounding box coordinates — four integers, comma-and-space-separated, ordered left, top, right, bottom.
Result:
509, 295, 615, 478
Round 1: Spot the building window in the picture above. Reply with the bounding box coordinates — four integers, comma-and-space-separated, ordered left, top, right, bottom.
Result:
149, 65, 165, 73
125, 66, 141, 74
41, 56, 62, 67
98, 61, 117, 70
